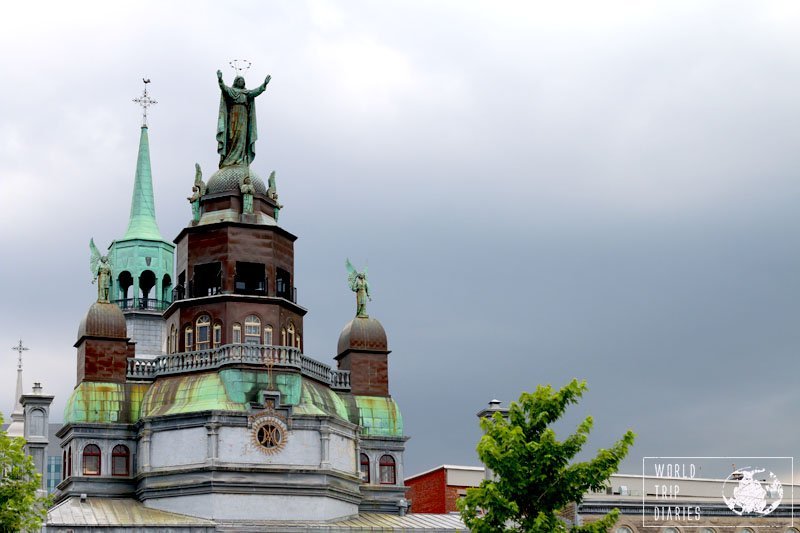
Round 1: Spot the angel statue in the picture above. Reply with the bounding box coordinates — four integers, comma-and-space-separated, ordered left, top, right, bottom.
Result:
194, 163, 207, 196
267, 170, 278, 201
240, 175, 255, 214
90, 238, 112, 303
346, 259, 371, 318
266, 170, 283, 220
188, 163, 205, 222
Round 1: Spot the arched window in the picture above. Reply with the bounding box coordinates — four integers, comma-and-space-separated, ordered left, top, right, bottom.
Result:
67, 446, 72, 477
62, 450, 67, 480
264, 325, 273, 345
111, 445, 130, 476
139, 270, 156, 306
162, 273, 172, 303
359, 453, 370, 483
168, 325, 176, 354
287, 323, 296, 347
379, 455, 396, 484
616, 527, 633, 533
232, 323, 242, 344
82, 444, 101, 476
118, 271, 133, 303
30, 409, 45, 436
185, 325, 193, 351
213, 323, 222, 348
196, 315, 211, 350
245, 315, 261, 344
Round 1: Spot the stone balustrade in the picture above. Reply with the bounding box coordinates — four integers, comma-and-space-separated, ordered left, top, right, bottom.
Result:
126, 344, 350, 390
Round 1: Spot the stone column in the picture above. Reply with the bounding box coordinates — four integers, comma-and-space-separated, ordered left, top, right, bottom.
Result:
139, 424, 152, 473
319, 424, 331, 470
206, 420, 221, 465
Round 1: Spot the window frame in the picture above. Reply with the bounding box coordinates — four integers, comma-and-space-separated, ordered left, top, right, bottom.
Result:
359, 453, 370, 483
213, 323, 222, 348
232, 323, 242, 344
82, 444, 101, 476
196, 314, 211, 350
244, 315, 261, 344
184, 325, 193, 351
379, 454, 396, 485
111, 444, 130, 477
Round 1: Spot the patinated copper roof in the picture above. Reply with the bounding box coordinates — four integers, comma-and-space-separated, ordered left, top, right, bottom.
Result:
77, 301, 128, 340
337, 316, 389, 354
206, 164, 268, 195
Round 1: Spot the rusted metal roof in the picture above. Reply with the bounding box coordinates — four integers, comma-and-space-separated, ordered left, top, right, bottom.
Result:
218, 512, 467, 531
47, 498, 466, 531
77, 301, 128, 341
47, 497, 215, 527
337, 316, 389, 354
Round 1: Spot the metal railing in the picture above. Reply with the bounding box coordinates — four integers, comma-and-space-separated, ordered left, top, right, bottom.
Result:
126, 343, 350, 391
171, 285, 297, 304
113, 298, 170, 311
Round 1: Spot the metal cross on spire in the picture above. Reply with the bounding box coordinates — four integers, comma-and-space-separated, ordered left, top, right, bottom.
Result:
11, 339, 28, 370
133, 78, 157, 127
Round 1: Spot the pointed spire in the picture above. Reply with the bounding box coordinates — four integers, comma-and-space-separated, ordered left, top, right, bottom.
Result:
123, 125, 163, 241
7, 340, 27, 438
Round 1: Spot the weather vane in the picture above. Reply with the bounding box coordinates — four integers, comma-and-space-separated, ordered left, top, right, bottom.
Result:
132, 78, 157, 127
11, 339, 28, 371
229, 59, 252, 78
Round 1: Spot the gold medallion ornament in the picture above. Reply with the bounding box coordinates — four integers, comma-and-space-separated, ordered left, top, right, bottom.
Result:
249, 409, 288, 455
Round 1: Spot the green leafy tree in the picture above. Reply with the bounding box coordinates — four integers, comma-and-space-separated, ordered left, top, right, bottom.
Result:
0, 414, 49, 532
458, 379, 635, 532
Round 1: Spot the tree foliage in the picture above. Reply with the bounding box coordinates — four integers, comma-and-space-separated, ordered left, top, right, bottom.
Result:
458, 379, 635, 532
0, 414, 49, 532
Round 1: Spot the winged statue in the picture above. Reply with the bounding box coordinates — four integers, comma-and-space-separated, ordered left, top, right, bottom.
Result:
346, 259, 371, 318
194, 163, 207, 196
90, 238, 112, 303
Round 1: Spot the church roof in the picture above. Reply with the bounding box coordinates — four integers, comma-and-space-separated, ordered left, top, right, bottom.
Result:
48, 497, 215, 528
122, 126, 164, 241
48, 497, 466, 530
63, 382, 149, 424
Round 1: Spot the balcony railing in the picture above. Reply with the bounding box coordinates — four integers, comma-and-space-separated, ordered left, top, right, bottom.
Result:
171, 285, 297, 304
113, 298, 170, 312
127, 343, 350, 391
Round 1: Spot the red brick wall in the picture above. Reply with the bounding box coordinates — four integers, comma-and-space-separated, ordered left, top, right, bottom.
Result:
77, 338, 129, 383
444, 485, 470, 513
338, 352, 388, 396
405, 467, 446, 514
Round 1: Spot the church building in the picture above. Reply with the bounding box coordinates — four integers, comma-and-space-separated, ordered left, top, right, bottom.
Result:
47, 74, 464, 531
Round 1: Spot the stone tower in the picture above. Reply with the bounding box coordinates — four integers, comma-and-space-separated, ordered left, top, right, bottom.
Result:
107, 119, 175, 357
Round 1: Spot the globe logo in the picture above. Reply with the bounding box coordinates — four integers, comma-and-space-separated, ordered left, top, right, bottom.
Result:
722, 467, 783, 516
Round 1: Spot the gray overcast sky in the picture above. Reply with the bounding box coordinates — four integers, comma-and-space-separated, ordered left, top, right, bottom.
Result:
1, 1, 800, 478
